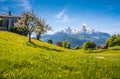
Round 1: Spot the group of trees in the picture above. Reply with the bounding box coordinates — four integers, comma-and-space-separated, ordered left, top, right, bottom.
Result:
105, 34, 120, 47
82, 34, 120, 50
47, 39, 96, 50
47, 39, 71, 49
83, 41, 96, 50
62, 40, 71, 49
56, 40, 71, 49
46, 34, 120, 50
11, 10, 51, 43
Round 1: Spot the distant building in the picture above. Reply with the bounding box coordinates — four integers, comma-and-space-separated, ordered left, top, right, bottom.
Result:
0, 11, 19, 30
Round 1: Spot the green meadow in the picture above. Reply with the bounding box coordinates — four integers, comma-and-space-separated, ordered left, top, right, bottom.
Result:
0, 31, 120, 79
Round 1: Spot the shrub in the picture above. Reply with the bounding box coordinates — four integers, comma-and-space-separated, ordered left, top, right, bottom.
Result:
105, 34, 120, 47
62, 40, 71, 49
83, 41, 96, 50
9, 26, 28, 36
47, 39, 53, 44
56, 41, 62, 47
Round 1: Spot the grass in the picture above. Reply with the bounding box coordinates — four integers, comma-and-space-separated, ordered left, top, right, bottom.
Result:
0, 31, 120, 79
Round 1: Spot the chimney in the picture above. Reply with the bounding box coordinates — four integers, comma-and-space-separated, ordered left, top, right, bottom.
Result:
8, 11, 11, 16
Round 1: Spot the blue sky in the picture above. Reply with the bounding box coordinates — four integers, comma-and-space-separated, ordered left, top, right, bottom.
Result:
0, 0, 120, 34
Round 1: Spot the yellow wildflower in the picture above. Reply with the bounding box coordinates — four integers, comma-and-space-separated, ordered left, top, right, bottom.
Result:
63, 70, 70, 74
30, 61, 33, 64
3, 73, 9, 78
58, 74, 62, 77
75, 71, 81, 75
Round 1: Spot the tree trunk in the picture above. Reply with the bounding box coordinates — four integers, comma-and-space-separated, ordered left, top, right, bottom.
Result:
36, 32, 41, 40
28, 32, 31, 43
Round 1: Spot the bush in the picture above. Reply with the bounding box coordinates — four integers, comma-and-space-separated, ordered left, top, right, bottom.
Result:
9, 27, 28, 36
62, 40, 71, 49
73, 46, 81, 50
83, 41, 96, 50
47, 39, 53, 44
56, 41, 62, 47
105, 34, 120, 47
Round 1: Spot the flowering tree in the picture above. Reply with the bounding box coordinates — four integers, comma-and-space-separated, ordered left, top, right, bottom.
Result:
35, 18, 52, 40
14, 10, 51, 42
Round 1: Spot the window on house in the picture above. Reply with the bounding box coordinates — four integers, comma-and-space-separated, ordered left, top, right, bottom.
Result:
0, 18, 3, 27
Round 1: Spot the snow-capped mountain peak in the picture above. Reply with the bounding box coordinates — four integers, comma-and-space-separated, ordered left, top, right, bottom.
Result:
78, 23, 95, 34
59, 23, 96, 34
60, 27, 72, 34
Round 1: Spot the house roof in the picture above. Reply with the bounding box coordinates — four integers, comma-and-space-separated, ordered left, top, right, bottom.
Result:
0, 14, 19, 18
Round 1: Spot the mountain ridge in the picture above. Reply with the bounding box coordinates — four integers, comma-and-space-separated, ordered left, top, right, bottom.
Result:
41, 24, 110, 48
58, 23, 99, 34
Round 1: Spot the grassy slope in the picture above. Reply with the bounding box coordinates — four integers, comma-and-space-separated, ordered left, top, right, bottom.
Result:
0, 31, 120, 79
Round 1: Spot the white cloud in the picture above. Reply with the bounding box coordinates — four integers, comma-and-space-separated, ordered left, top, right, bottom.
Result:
0, 0, 32, 14
55, 9, 65, 18
55, 8, 74, 23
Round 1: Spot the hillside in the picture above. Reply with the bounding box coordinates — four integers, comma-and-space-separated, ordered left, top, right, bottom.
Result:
0, 31, 120, 79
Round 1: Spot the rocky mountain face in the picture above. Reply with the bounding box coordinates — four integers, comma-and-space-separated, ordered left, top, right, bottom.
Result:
41, 24, 110, 48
